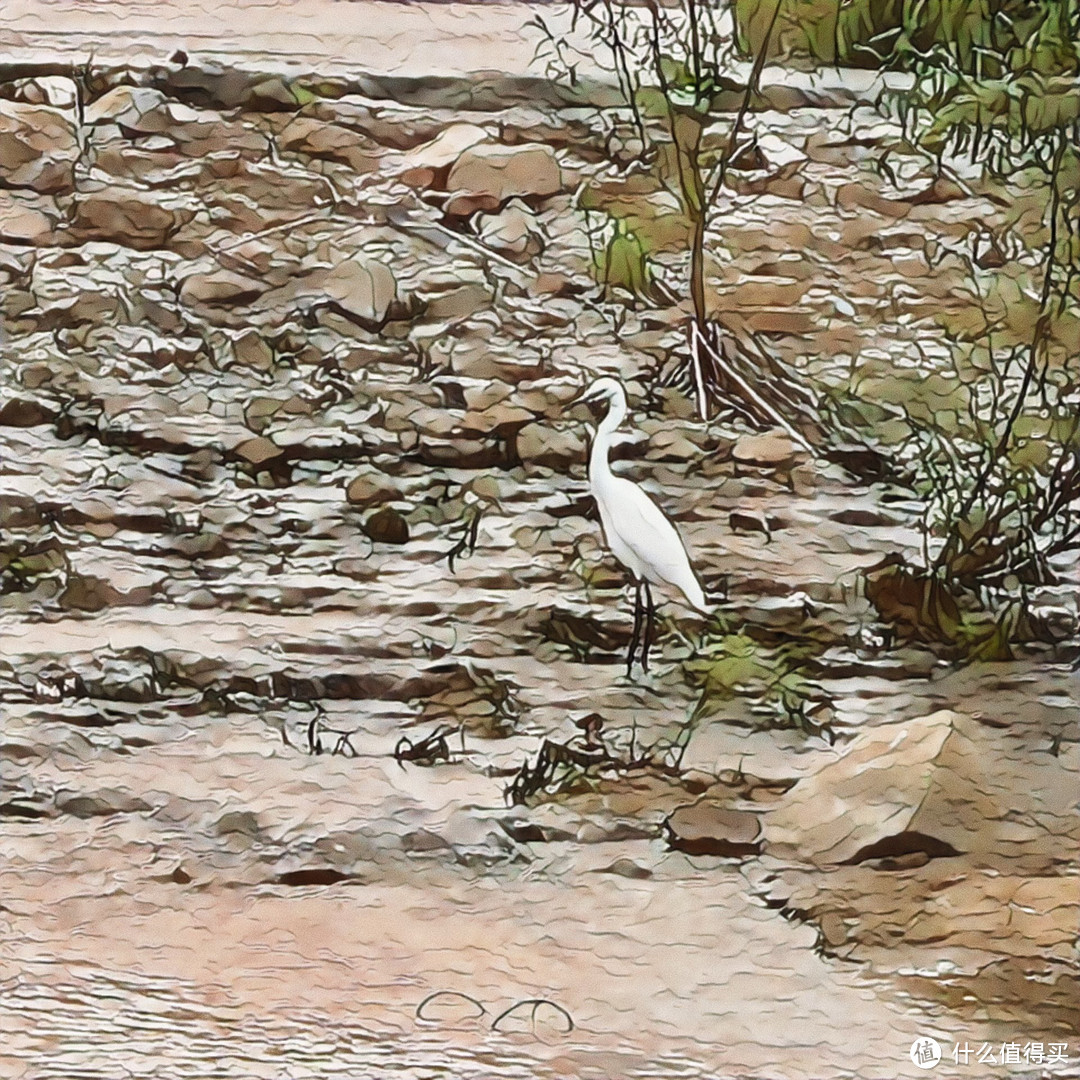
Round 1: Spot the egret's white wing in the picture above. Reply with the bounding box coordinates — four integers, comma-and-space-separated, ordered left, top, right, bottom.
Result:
598, 476, 707, 611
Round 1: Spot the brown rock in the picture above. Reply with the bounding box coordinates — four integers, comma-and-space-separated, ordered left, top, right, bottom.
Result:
476, 199, 543, 260
345, 473, 396, 508
396, 122, 488, 188
244, 396, 284, 432
230, 330, 274, 370
0, 193, 56, 244
84, 86, 181, 132
665, 803, 762, 857
910, 175, 967, 205
0, 398, 56, 427
56, 788, 151, 818
763, 710, 993, 866
727, 134, 808, 199
515, 423, 585, 470
0, 101, 79, 193
363, 506, 409, 545
729, 510, 771, 539
278, 117, 378, 173
59, 573, 125, 613
234, 436, 283, 466
445, 141, 562, 217
836, 181, 911, 218
10, 76, 77, 110
422, 280, 490, 321
732, 430, 798, 468
73, 192, 185, 250
180, 268, 267, 308
321, 257, 397, 328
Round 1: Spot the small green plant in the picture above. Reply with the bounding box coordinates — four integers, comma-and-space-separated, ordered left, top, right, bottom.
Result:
596, 217, 655, 300
684, 629, 828, 734
0, 535, 69, 593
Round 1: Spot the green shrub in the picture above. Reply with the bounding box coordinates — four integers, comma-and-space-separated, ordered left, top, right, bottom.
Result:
734, 0, 1079, 71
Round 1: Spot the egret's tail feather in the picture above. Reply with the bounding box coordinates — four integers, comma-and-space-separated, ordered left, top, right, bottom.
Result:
682, 578, 710, 615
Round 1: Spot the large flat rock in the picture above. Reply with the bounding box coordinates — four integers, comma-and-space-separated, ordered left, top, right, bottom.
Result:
763, 709, 1079, 866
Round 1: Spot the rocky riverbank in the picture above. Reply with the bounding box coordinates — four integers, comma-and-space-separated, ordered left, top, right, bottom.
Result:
1, 32, 1077, 1080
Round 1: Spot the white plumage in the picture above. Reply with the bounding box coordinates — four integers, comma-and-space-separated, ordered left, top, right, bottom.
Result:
575, 376, 708, 675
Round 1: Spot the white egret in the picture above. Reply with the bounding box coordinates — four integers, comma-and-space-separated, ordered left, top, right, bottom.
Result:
572, 377, 708, 676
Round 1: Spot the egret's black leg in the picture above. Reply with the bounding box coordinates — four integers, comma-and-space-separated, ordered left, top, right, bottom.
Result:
641, 581, 656, 673
626, 578, 643, 678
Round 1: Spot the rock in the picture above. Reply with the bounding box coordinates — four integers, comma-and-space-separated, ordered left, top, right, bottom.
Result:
729, 510, 771, 540
445, 141, 562, 217
0, 192, 57, 244
754, 133, 807, 178
345, 473, 397, 508
56, 788, 151, 818
476, 199, 543, 260
0, 537, 68, 589
59, 573, 129, 612
0, 204, 53, 245
515, 422, 586, 470
230, 330, 275, 370
180, 267, 268, 308
0, 101, 79, 193
763, 711, 1000, 866
278, 117, 378, 173
84, 85, 201, 132
396, 122, 488, 188
422, 279, 490, 321
576, 818, 653, 843
864, 559, 962, 643
402, 828, 450, 853
10, 76, 78, 110
460, 399, 533, 436
75, 652, 160, 700
246, 77, 300, 109
449, 341, 543, 383
836, 181, 912, 219
416, 435, 507, 469
0, 494, 43, 529
595, 858, 652, 879
732, 430, 799, 469
72, 191, 186, 250
665, 803, 762, 857
646, 428, 698, 462
172, 532, 230, 559
363, 506, 409, 545
0, 398, 56, 427
321, 257, 397, 328
234, 436, 284, 466
244, 396, 283, 431
439, 809, 521, 866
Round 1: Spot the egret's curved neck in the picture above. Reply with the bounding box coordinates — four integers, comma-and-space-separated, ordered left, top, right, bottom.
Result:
589, 394, 626, 482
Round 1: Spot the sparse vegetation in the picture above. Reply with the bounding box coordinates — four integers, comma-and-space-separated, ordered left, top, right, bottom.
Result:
863, 0, 1080, 655
684, 624, 832, 736
533, 0, 792, 420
